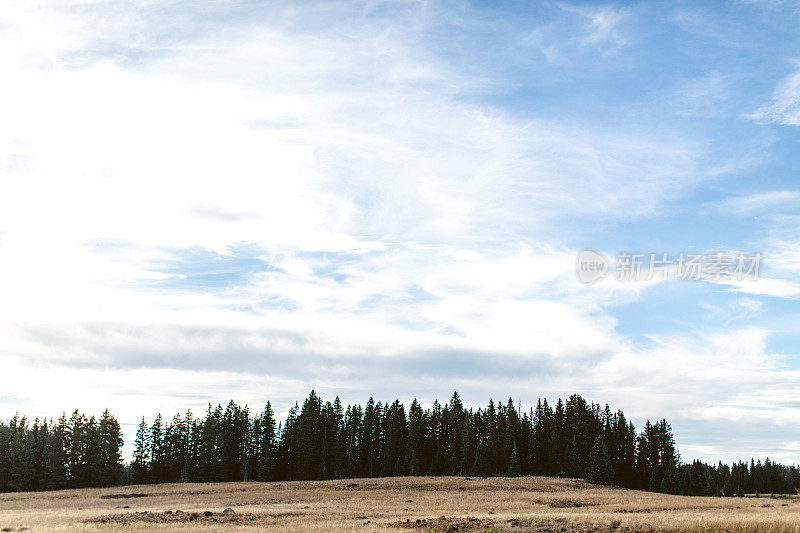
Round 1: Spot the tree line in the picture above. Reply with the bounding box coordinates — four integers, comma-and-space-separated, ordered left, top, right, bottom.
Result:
0, 410, 123, 492
1, 391, 798, 496
130, 391, 800, 496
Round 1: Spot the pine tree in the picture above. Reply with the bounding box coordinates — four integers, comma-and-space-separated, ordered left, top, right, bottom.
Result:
218, 402, 245, 481
588, 435, 614, 485
361, 398, 379, 477
198, 405, 222, 482
472, 441, 491, 476
507, 442, 521, 477
42, 415, 68, 490
344, 404, 363, 478
446, 393, 464, 475
149, 414, 164, 484
384, 400, 407, 476
257, 402, 276, 481
131, 418, 150, 484
332, 398, 346, 479
277, 403, 299, 480
564, 436, 582, 478
186, 411, 201, 482
485, 400, 500, 474
502, 399, 521, 476
30, 419, 46, 491
460, 417, 477, 476
163, 413, 187, 483
551, 399, 566, 476
295, 392, 323, 480
564, 394, 595, 478
67, 411, 88, 487
406, 400, 424, 476
98, 410, 123, 486
84, 416, 103, 487
7, 415, 34, 491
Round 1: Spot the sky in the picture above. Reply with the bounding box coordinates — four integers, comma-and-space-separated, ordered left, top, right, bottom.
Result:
1, 0, 800, 464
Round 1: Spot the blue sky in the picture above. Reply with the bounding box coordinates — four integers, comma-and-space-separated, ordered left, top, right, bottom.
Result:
1, 0, 800, 463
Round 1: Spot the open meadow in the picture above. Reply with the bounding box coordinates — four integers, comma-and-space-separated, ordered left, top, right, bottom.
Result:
1, 477, 799, 532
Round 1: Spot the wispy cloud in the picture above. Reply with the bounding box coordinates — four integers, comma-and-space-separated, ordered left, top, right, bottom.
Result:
748, 68, 800, 125
709, 191, 800, 215
524, 4, 630, 64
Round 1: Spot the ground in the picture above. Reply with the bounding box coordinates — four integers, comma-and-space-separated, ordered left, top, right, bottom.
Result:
1, 476, 799, 532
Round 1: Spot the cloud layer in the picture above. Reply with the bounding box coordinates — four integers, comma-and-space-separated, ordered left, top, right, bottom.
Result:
1, 0, 800, 463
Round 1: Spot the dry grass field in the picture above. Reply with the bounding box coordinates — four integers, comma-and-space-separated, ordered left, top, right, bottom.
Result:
1, 476, 799, 532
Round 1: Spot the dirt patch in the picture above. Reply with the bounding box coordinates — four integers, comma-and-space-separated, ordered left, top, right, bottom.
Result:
84, 510, 305, 526
544, 499, 597, 508
100, 493, 149, 499
391, 516, 610, 532
390, 516, 680, 532
617, 506, 734, 514
392, 516, 496, 531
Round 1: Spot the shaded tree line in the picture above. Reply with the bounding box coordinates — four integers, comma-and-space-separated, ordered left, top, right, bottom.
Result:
128, 391, 799, 496
2, 392, 798, 496
0, 410, 123, 492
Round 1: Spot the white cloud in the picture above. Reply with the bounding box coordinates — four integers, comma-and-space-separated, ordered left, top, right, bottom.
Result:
579, 7, 628, 48
521, 3, 630, 65
0, 0, 796, 463
672, 71, 732, 117
710, 190, 800, 215
748, 67, 800, 125
724, 277, 800, 298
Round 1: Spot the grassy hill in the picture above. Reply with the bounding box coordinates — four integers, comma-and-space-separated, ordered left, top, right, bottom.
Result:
1, 476, 798, 532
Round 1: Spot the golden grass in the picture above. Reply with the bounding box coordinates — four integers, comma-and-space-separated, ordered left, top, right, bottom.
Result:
0, 476, 799, 532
